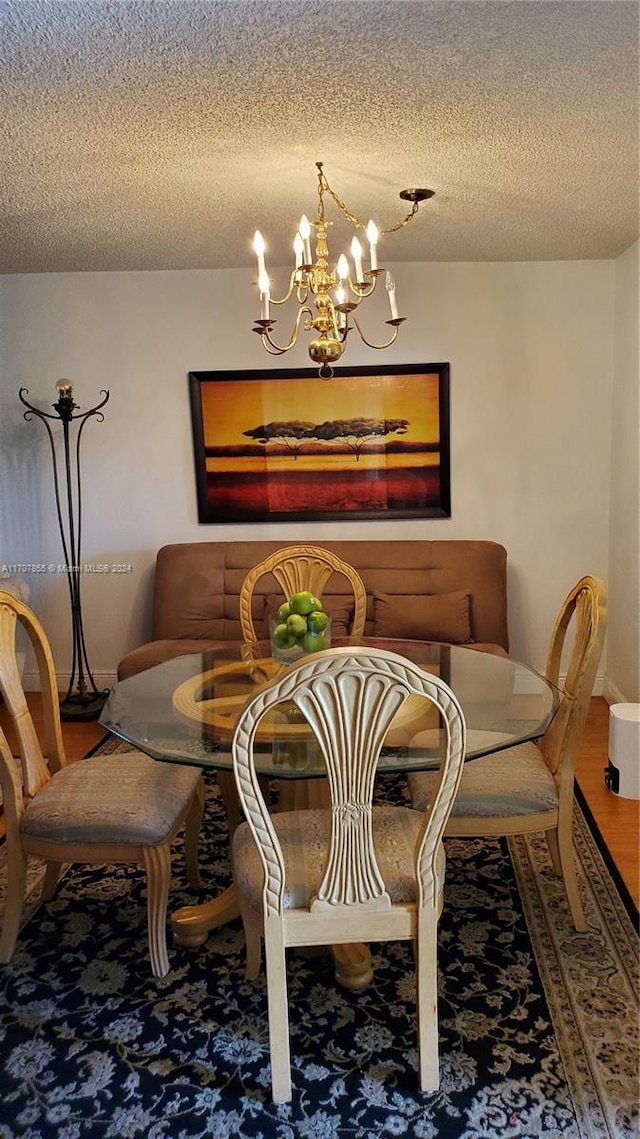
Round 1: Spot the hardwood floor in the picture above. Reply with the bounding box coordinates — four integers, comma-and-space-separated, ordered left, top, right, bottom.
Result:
1, 694, 638, 910
573, 696, 639, 909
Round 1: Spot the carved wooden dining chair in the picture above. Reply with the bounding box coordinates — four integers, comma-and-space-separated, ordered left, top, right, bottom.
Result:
0, 589, 205, 977
238, 544, 367, 644
408, 576, 607, 930
230, 645, 466, 1103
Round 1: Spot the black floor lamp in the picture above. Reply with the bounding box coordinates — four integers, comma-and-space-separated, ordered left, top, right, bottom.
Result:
19, 381, 110, 721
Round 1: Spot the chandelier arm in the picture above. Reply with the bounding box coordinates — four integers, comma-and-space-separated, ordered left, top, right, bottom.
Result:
270, 269, 306, 306
258, 336, 288, 356
350, 314, 402, 351
349, 277, 376, 300
261, 305, 314, 354
328, 303, 349, 344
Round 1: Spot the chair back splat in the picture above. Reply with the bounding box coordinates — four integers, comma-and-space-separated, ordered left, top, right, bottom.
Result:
541, 576, 606, 785
0, 594, 66, 793
231, 644, 466, 1103
238, 544, 367, 643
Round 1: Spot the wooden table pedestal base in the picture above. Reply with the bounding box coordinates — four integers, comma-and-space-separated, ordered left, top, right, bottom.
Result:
171, 884, 240, 950
330, 943, 374, 990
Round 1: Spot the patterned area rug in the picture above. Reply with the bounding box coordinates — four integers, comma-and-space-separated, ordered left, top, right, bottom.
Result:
0, 739, 637, 1139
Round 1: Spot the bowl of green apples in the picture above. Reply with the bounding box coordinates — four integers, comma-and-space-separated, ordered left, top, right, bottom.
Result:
269, 590, 331, 664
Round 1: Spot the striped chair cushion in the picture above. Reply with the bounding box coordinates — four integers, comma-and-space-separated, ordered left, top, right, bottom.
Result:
408, 741, 558, 817
232, 803, 445, 912
21, 752, 202, 845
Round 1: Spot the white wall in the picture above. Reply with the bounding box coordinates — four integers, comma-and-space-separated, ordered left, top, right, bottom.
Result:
607, 241, 639, 702
0, 258, 615, 689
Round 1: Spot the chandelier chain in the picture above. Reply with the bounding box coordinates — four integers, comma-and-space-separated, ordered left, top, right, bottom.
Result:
318, 164, 420, 236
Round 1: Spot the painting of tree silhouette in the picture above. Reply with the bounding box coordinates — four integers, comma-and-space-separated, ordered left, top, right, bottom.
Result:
243, 417, 410, 461
189, 364, 450, 523
243, 420, 314, 460
304, 417, 410, 461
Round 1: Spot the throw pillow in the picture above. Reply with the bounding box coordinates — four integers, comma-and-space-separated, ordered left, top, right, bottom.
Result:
373, 590, 473, 644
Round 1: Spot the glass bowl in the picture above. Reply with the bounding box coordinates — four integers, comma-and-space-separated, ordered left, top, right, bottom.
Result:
269, 612, 332, 664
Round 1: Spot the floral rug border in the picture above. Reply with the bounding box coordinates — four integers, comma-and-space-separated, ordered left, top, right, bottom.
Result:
508, 808, 638, 1139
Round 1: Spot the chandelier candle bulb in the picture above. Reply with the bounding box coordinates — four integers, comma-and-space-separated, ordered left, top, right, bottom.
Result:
335, 288, 347, 329
258, 272, 271, 319
253, 231, 267, 278
351, 236, 364, 283
299, 215, 312, 265
385, 271, 399, 320
366, 220, 379, 271
294, 232, 304, 270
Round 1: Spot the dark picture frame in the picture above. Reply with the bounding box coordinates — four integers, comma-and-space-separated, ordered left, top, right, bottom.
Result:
189, 363, 451, 524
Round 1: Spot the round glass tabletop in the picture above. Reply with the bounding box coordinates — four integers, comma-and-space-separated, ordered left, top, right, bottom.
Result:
99, 638, 558, 778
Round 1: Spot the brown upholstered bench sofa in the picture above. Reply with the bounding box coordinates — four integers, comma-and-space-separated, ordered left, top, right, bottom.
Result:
117, 540, 509, 680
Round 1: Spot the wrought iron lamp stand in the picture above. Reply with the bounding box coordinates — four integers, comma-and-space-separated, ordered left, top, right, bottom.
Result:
19, 382, 110, 721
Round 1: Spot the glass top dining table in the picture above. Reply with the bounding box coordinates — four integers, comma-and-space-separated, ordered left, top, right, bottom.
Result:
99, 638, 558, 986
100, 637, 558, 777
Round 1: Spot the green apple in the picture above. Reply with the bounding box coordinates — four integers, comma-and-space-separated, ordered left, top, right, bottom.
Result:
307, 610, 329, 634
286, 613, 308, 639
277, 600, 291, 622
289, 590, 322, 616
272, 622, 296, 649
302, 631, 327, 653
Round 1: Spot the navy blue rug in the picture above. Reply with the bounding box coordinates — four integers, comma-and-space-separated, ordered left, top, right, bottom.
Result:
0, 757, 637, 1138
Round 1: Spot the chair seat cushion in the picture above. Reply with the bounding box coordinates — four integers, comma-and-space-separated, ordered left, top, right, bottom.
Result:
21, 752, 202, 846
408, 741, 558, 817
232, 803, 445, 912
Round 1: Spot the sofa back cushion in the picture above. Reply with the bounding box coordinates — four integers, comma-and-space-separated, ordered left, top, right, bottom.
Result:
152, 540, 509, 650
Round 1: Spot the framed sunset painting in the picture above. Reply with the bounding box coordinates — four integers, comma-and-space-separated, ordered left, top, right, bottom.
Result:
188, 363, 450, 524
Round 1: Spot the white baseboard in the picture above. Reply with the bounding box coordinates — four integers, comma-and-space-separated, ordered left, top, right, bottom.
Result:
602, 675, 628, 706
22, 669, 117, 694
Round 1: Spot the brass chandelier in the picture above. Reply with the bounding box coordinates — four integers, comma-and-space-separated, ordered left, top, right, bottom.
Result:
252, 162, 433, 377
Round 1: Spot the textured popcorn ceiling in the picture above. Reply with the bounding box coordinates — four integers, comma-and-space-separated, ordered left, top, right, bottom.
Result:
0, 0, 638, 273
